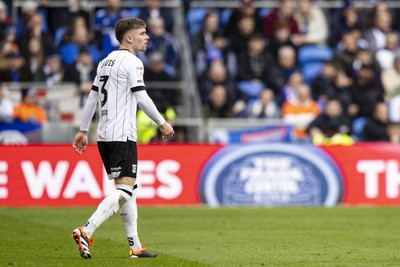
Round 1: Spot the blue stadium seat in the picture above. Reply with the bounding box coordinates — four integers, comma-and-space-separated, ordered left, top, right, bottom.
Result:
237, 80, 265, 99
302, 62, 325, 84
186, 8, 208, 36
298, 45, 333, 64
130, 8, 140, 18
220, 8, 232, 27
298, 45, 333, 83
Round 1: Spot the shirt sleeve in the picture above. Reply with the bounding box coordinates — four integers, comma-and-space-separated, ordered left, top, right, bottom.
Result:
79, 90, 98, 132
134, 90, 166, 126
129, 58, 146, 91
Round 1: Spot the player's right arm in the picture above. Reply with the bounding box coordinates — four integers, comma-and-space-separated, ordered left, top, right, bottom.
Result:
73, 70, 101, 154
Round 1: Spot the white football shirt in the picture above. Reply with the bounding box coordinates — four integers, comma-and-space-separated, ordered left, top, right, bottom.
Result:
92, 49, 145, 142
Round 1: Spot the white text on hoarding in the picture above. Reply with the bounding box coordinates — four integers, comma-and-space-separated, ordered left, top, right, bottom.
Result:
357, 160, 400, 199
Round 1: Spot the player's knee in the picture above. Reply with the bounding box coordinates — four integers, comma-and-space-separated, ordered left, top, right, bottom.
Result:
116, 184, 134, 204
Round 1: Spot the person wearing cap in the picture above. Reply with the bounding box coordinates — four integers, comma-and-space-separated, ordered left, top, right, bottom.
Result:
13, 88, 47, 124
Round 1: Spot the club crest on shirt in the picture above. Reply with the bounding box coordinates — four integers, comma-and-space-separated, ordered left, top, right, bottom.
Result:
136, 67, 143, 78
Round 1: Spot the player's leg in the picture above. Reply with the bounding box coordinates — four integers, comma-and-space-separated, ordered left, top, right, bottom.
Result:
121, 187, 157, 258
119, 141, 157, 258
72, 141, 135, 259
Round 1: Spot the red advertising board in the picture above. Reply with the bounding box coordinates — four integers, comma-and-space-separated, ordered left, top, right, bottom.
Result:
0, 144, 220, 206
323, 143, 400, 206
1, 143, 400, 206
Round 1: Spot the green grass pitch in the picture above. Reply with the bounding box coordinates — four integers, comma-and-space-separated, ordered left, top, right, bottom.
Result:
0, 206, 399, 267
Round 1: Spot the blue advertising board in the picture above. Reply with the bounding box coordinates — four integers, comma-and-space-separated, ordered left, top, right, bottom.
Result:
200, 144, 344, 207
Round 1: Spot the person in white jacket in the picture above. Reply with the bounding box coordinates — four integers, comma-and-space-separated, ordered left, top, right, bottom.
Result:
292, 0, 329, 46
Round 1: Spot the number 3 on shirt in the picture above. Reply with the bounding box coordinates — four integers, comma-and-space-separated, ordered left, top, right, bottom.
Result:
99, 75, 109, 107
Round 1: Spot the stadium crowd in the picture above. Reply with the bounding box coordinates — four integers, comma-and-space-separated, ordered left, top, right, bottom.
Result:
189, 0, 400, 144
0, 0, 400, 144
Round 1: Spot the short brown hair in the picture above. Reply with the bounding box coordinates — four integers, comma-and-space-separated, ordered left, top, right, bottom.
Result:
115, 18, 146, 43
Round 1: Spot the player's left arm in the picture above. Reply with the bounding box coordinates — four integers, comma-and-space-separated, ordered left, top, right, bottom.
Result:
133, 90, 174, 139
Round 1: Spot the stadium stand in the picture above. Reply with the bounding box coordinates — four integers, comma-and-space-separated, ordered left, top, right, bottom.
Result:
2, 0, 400, 144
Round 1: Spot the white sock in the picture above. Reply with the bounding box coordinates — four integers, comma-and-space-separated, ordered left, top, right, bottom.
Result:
83, 184, 133, 237
120, 189, 142, 251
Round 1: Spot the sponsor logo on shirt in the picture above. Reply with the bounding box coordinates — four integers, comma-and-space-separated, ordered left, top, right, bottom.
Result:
136, 67, 143, 78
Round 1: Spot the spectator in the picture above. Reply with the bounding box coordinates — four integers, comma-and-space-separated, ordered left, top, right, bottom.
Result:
205, 32, 237, 79
60, 25, 101, 65
0, 52, 32, 82
375, 31, 400, 70
24, 37, 45, 80
365, 1, 393, 29
144, 52, 178, 106
224, 0, 264, 40
264, 0, 299, 38
349, 64, 384, 118
35, 53, 63, 86
281, 84, 320, 140
230, 15, 258, 56
332, 69, 354, 117
267, 22, 297, 63
15, 0, 43, 37
388, 123, 400, 144
247, 88, 280, 119
191, 11, 219, 63
0, 26, 19, 70
0, 84, 13, 123
59, 15, 89, 46
307, 98, 352, 145
362, 102, 390, 141
139, 0, 174, 33
45, 0, 89, 36
19, 12, 54, 58
310, 60, 338, 103
388, 93, 400, 123
14, 88, 47, 124
236, 34, 275, 89
0, 0, 10, 35
64, 48, 97, 107
203, 85, 234, 119
144, 17, 180, 76
381, 55, 400, 100
198, 60, 238, 105
351, 49, 381, 78
94, 0, 130, 46
269, 45, 298, 92
292, 0, 329, 46
277, 71, 304, 107
334, 31, 361, 77
363, 11, 392, 53
330, 3, 363, 47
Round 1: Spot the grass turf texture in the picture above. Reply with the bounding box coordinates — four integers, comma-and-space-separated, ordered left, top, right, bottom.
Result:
0, 207, 399, 267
